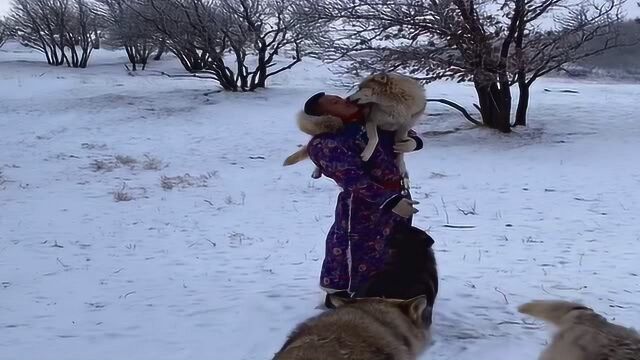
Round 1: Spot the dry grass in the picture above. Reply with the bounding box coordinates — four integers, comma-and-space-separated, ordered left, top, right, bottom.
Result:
0, 169, 6, 188
160, 171, 217, 190
90, 154, 164, 172
90, 158, 119, 172
114, 155, 137, 167
142, 155, 164, 171
112, 182, 147, 202
113, 183, 133, 202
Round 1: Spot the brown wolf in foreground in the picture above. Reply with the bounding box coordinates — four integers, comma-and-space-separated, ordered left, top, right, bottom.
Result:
273, 295, 431, 360
519, 299, 640, 360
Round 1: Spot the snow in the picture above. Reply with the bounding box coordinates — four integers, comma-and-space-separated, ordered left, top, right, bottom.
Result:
1, 41, 640, 360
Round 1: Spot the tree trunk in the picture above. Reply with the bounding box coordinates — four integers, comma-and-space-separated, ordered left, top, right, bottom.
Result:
474, 80, 512, 133
125, 46, 137, 71
514, 73, 529, 127
154, 39, 166, 61
92, 27, 100, 49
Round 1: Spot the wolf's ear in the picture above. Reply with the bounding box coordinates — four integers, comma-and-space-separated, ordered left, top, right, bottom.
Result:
402, 295, 429, 325
327, 294, 355, 308
373, 73, 389, 83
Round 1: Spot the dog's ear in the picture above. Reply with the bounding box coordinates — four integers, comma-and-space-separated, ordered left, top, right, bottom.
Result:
408, 226, 435, 247
424, 233, 435, 248
327, 294, 355, 308
401, 295, 429, 325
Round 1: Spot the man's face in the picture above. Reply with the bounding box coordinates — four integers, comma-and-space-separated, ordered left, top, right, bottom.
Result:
317, 95, 360, 119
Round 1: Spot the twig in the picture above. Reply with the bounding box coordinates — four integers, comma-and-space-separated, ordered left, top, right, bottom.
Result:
204, 90, 223, 96
427, 98, 482, 126
156, 71, 217, 80
494, 287, 509, 304
441, 196, 450, 224
56, 257, 69, 268
541, 285, 557, 296
443, 224, 476, 229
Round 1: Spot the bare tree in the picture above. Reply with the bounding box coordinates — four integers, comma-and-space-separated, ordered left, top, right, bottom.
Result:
301, 0, 635, 132
134, 0, 320, 91
510, 0, 636, 126
0, 18, 8, 48
9, 0, 70, 65
96, 0, 157, 70
64, 0, 100, 68
8, 0, 99, 67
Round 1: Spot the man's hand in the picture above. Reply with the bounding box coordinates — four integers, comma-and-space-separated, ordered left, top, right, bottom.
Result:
392, 198, 420, 218
393, 138, 418, 153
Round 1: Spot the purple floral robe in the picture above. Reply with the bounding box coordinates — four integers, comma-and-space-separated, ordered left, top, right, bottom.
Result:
308, 122, 417, 293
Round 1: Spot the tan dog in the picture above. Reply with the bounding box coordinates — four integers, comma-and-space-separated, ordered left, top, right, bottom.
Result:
346, 72, 426, 177
272, 295, 432, 360
518, 299, 640, 360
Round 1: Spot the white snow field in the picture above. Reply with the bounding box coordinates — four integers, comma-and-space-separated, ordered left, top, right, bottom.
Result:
1, 42, 640, 360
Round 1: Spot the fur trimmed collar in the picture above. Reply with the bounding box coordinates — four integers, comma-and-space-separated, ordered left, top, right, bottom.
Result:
296, 111, 344, 136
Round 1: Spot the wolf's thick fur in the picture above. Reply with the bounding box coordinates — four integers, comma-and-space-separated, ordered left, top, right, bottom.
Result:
518, 299, 640, 360
273, 296, 431, 360
347, 73, 426, 176
354, 225, 438, 324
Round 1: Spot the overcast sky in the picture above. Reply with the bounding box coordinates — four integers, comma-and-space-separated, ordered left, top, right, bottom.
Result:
0, 0, 638, 22
0, 0, 10, 17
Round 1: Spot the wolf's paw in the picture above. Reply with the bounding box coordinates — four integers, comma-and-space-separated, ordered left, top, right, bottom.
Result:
361, 147, 375, 162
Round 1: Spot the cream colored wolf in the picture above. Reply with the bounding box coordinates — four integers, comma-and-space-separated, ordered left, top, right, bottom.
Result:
272, 295, 432, 360
283, 73, 426, 179
347, 72, 426, 176
518, 299, 640, 360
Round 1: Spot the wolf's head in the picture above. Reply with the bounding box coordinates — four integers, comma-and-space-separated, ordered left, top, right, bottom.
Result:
327, 295, 433, 330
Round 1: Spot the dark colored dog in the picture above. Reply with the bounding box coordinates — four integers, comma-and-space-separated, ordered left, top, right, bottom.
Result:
353, 224, 438, 325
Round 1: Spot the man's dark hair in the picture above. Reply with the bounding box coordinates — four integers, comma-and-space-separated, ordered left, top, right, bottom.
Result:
304, 92, 326, 116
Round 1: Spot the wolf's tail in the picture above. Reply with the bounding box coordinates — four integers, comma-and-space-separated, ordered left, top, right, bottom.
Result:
283, 146, 308, 166
518, 300, 591, 326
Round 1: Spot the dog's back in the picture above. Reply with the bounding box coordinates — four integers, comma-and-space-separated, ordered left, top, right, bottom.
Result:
273, 296, 431, 360
354, 225, 438, 312
519, 300, 640, 360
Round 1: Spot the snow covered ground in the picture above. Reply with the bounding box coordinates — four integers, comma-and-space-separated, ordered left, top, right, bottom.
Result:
1, 42, 639, 360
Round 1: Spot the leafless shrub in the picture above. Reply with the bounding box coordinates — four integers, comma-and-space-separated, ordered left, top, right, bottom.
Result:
131, 0, 323, 91
8, 0, 100, 67
95, 0, 157, 70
